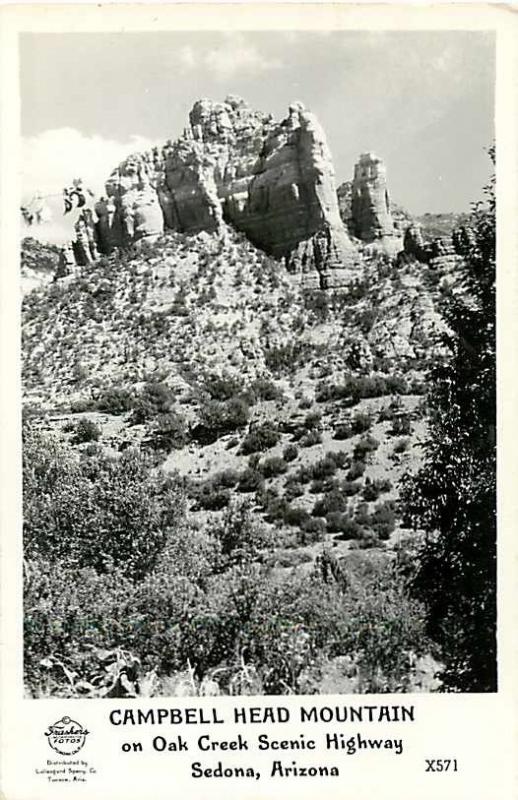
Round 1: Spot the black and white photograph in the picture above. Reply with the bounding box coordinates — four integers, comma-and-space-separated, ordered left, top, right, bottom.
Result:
19, 26, 497, 701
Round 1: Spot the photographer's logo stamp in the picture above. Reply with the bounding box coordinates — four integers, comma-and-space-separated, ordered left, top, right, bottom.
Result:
45, 716, 89, 755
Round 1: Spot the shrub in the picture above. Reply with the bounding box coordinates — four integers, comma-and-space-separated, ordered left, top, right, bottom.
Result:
297, 517, 327, 545
362, 477, 392, 502
351, 412, 373, 434
72, 418, 101, 444
284, 477, 304, 500
310, 455, 338, 480
145, 411, 188, 451
354, 434, 379, 460
283, 444, 299, 462
203, 373, 244, 402
393, 437, 410, 454
214, 469, 240, 488
260, 456, 288, 478
237, 468, 264, 494
241, 423, 280, 455
298, 396, 313, 410
283, 506, 311, 528
325, 511, 348, 533
23, 430, 183, 580
304, 411, 322, 430
264, 342, 315, 374
132, 381, 174, 424
300, 430, 322, 448
195, 397, 250, 443
335, 518, 365, 540
97, 386, 134, 415
333, 423, 353, 440
214, 504, 272, 564
341, 480, 362, 496
390, 415, 412, 436
316, 374, 409, 405
370, 501, 397, 540
249, 378, 283, 402
312, 490, 348, 518
197, 483, 231, 511
325, 450, 349, 469
347, 460, 366, 480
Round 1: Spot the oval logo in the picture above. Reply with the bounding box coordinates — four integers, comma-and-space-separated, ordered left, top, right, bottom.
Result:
45, 716, 89, 755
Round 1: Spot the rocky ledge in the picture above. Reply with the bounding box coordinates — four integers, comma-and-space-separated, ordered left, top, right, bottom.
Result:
70, 96, 361, 288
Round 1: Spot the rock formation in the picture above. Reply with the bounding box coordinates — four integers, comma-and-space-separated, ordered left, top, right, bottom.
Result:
350, 153, 399, 253
403, 223, 427, 261
73, 209, 99, 265
402, 223, 457, 264
72, 97, 360, 288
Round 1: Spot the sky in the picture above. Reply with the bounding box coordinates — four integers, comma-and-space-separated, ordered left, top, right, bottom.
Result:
20, 30, 494, 243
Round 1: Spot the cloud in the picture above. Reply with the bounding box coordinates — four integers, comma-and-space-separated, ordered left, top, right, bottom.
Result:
177, 36, 282, 79
21, 128, 157, 244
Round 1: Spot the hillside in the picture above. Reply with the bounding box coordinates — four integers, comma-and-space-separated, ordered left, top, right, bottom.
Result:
21, 97, 469, 698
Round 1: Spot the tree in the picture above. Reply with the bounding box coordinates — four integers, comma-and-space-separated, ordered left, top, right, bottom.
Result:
402, 147, 496, 691
23, 426, 184, 580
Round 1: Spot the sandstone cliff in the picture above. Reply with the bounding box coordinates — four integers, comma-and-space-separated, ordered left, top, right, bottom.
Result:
350, 153, 400, 254
75, 97, 360, 288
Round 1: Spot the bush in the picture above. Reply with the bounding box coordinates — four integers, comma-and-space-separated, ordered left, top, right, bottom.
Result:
341, 480, 362, 496
241, 423, 280, 455
284, 477, 304, 500
237, 468, 265, 494
97, 386, 134, 415
351, 412, 373, 434
23, 429, 183, 580
283, 444, 299, 462
132, 381, 174, 424
72, 418, 101, 444
249, 378, 283, 402
335, 518, 365, 540
316, 374, 409, 405
312, 490, 348, 518
347, 460, 366, 480
370, 501, 397, 540
304, 411, 322, 430
390, 415, 412, 436
393, 437, 410, 454
145, 411, 188, 451
300, 430, 322, 448
362, 478, 392, 502
195, 397, 250, 444
283, 506, 310, 528
214, 469, 240, 488
297, 518, 327, 546
310, 455, 338, 480
333, 423, 353, 440
325, 511, 348, 533
203, 373, 244, 401
196, 483, 231, 511
260, 456, 288, 478
354, 434, 379, 460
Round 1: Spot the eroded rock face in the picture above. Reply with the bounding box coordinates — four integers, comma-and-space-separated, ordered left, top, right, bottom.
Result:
104, 154, 165, 247
403, 223, 427, 260
78, 97, 359, 287
73, 210, 99, 265
351, 153, 398, 252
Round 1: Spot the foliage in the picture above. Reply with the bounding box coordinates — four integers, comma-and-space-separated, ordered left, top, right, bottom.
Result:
72, 418, 101, 444
240, 423, 280, 455
23, 427, 183, 580
402, 149, 496, 692
96, 386, 135, 415
132, 381, 175, 424
145, 411, 188, 452
195, 397, 250, 444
